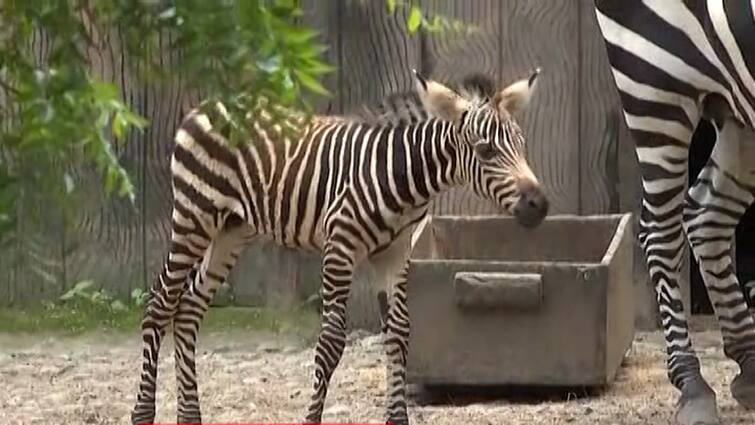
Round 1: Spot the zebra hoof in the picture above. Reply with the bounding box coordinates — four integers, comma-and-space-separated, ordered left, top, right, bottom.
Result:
674, 379, 720, 425
303, 413, 322, 424
130, 411, 155, 425
731, 370, 755, 410
386, 415, 409, 425
177, 413, 202, 424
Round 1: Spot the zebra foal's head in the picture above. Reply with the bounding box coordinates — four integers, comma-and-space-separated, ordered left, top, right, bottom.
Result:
413, 68, 548, 228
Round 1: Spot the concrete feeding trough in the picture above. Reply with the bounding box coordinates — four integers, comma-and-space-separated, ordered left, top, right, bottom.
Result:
406, 213, 635, 388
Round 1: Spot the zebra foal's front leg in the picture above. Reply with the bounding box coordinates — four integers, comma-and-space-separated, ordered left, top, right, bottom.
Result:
305, 240, 357, 423
683, 120, 755, 411
173, 223, 253, 424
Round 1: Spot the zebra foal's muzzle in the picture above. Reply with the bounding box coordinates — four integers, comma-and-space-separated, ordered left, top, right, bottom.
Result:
513, 180, 549, 228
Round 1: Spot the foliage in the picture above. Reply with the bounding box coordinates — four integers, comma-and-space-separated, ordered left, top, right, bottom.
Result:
58, 279, 147, 312
0, 0, 149, 241
0, 0, 334, 246
385, 0, 477, 35
1, 281, 152, 333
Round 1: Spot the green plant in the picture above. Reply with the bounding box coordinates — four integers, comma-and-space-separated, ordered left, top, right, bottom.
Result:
59, 280, 136, 312
130, 287, 149, 308
0, 0, 335, 246
385, 0, 477, 35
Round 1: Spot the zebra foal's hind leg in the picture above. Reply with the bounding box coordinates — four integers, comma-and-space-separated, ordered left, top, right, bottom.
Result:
366, 229, 413, 425
173, 218, 254, 424
131, 206, 214, 425
684, 119, 755, 411
305, 236, 358, 423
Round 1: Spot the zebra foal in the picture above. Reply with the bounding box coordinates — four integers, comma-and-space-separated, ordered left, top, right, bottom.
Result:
130, 68, 548, 425
595, 1, 755, 424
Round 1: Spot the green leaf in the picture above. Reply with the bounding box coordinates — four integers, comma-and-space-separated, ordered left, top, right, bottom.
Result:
407, 6, 422, 33
131, 287, 148, 306
60, 280, 95, 300
73, 280, 95, 292
386, 0, 397, 14
110, 300, 127, 311
158, 7, 176, 20
112, 113, 126, 139
284, 27, 318, 44
91, 82, 118, 101
294, 69, 330, 96
302, 58, 336, 74
122, 109, 148, 129
118, 173, 135, 200
63, 172, 75, 194
258, 55, 282, 74
104, 167, 117, 195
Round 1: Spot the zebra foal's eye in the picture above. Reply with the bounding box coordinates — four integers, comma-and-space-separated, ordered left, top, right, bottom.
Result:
473, 140, 497, 160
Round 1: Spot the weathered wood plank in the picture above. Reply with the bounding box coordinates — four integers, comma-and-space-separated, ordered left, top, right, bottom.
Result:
62, 22, 149, 299
499, 0, 580, 215
578, 0, 626, 215
28, 27, 66, 304
0, 67, 10, 304
0, 28, 67, 306
339, 0, 422, 112
421, 0, 501, 82
423, 0, 503, 216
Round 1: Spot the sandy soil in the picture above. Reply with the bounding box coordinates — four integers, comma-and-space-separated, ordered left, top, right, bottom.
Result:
0, 329, 753, 425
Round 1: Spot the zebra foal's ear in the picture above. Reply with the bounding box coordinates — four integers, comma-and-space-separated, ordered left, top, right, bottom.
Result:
412, 69, 470, 122
493, 67, 541, 117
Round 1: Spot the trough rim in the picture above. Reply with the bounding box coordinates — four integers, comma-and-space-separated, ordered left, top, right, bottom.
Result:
409, 212, 633, 268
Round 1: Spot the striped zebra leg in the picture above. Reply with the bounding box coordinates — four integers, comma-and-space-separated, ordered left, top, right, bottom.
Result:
368, 230, 413, 425
131, 208, 213, 425
383, 264, 410, 425
305, 241, 356, 423
173, 221, 254, 424
684, 121, 755, 410
629, 121, 719, 424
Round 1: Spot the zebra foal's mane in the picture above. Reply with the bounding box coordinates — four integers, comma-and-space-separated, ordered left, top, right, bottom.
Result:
345, 71, 498, 126
197, 71, 500, 140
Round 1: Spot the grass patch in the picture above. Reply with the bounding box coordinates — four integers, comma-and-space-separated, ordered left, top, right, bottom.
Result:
203, 305, 320, 340
0, 303, 320, 339
0, 281, 321, 338
0, 302, 142, 334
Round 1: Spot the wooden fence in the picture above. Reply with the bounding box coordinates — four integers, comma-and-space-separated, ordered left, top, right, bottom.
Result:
0, 0, 648, 329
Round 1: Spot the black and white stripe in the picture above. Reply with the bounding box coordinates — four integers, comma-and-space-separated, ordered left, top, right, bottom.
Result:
129, 69, 547, 425
594, 1, 755, 423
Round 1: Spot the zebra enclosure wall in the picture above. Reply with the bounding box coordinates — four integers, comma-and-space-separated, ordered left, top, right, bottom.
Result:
0, 0, 654, 330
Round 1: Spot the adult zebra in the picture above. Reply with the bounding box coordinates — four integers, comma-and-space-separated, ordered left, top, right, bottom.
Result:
129, 68, 547, 425
594, 1, 755, 424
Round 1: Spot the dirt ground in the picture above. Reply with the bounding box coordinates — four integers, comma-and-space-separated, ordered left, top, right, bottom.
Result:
1, 329, 753, 425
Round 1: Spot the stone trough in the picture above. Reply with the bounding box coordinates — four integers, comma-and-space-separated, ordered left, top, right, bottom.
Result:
406, 213, 635, 388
